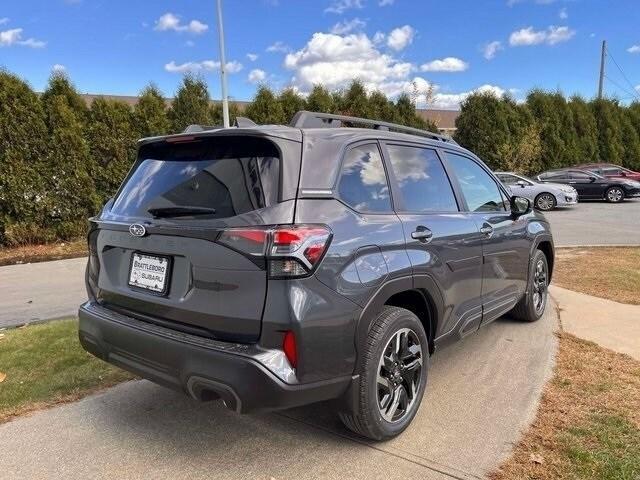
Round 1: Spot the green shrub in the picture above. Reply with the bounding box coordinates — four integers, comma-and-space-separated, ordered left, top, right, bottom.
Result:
3, 221, 57, 247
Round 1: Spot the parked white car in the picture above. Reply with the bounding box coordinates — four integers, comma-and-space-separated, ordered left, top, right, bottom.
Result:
495, 171, 578, 211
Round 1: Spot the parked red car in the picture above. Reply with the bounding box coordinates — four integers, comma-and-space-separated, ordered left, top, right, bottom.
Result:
577, 163, 640, 181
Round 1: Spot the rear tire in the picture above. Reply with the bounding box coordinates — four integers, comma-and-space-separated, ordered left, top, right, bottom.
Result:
510, 249, 548, 322
605, 186, 625, 203
534, 193, 557, 211
339, 306, 428, 441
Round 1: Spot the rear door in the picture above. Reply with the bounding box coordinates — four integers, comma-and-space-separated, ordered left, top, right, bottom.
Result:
92, 134, 299, 343
382, 142, 485, 339
443, 151, 530, 325
567, 170, 605, 198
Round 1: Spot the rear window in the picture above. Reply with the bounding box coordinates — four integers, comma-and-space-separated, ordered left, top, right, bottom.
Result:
110, 136, 280, 219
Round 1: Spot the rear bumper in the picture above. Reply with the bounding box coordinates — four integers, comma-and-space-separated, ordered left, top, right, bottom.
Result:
78, 302, 351, 413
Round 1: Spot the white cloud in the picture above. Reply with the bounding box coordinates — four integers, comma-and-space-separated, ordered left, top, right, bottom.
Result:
386, 25, 415, 51
559, 7, 568, 19
0, 18, 9, 25
325, 0, 364, 14
52, 64, 66, 73
483, 40, 503, 60
284, 31, 417, 95
154, 13, 208, 34
636, 85, 640, 92
0, 28, 46, 48
546, 26, 575, 45
224, 61, 244, 73
330, 17, 366, 35
185, 40, 195, 47
509, 25, 575, 46
379, 0, 394, 5
246, 53, 258, 61
280, 29, 509, 110
509, 27, 546, 46
628, 45, 640, 54
266, 41, 290, 53
164, 59, 243, 74
248, 68, 266, 83
420, 57, 468, 72
432, 84, 507, 109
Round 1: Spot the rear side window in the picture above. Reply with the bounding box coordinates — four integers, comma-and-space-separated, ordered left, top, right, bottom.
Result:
568, 171, 592, 180
110, 136, 280, 219
540, 171, 567, 181
445, 153, 506, 213
496, 174, 519, 185
386, 145, 458, 212
337, 144, 392, 213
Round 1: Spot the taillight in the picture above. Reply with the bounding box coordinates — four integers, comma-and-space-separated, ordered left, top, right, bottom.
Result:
216, 224, 331, 278
282, 330, 297, 368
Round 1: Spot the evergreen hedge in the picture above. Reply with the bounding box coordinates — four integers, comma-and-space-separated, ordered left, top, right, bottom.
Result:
454, 90, 640, 174
1, 68, 639, 246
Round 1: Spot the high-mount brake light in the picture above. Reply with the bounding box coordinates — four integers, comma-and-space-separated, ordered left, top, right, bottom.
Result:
165, 135, 197, 143
216, 225, 331, 278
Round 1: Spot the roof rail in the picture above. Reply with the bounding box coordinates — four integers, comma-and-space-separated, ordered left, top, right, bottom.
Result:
289, 110, 458, 145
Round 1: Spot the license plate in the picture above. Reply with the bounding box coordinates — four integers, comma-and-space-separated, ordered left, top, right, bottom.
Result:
128, 253, 170, 293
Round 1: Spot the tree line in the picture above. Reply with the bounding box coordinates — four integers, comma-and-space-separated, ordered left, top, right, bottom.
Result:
0, 70, 434, 246
2, 67, 639, 247
454, 90, 640, 175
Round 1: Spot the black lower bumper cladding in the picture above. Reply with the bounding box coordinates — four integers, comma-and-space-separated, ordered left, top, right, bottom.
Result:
78, 302, 350, 413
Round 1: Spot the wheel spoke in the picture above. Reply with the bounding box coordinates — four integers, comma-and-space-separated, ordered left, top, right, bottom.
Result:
385, 385, 403, 421
377, 372, 392, 393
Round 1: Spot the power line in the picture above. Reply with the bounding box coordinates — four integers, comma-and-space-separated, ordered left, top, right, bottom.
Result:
603, 74, 640, 101
606, 47, 640, 101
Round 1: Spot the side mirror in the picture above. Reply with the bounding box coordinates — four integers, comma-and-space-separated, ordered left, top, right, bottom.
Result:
511, 196, 531, 216
620, 171, 627, 177
589, 176, 597, 183
516, 180, 527, 188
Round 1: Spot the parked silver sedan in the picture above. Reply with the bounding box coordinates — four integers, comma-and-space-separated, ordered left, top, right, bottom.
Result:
495, 171, 578, 211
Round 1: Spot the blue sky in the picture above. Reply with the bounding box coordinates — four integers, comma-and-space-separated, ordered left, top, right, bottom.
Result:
2, 0, 640, 109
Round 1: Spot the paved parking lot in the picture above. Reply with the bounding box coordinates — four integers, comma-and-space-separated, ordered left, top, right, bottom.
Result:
543, 198, 640, 246
0, 304, 558, 480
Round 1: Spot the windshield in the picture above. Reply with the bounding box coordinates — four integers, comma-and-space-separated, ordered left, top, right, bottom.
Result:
108, 136, 280, 220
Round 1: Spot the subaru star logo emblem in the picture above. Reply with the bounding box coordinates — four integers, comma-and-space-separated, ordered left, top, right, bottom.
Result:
129, 224, 146, 237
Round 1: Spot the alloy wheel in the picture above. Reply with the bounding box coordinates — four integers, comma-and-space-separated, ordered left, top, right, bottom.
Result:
536, 194, 555, 211
377, 328, 423, 423
532, 258, 547, 315
607, 187, 623, 202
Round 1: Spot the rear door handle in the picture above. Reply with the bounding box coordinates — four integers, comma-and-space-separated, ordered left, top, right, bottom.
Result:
480, 224, 494, 237
411, 226, 433, 243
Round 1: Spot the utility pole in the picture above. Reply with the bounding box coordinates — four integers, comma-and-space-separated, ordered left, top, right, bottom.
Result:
216, 0, 230, 128
598, 40, 606, 99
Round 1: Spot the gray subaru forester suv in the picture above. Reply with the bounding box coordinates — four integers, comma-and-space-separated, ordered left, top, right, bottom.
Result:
79, 111, 554, 440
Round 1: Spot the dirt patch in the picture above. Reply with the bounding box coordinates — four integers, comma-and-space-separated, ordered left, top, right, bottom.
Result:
0, 239, 87, 267
553, 247, 640, 305
491, 333, 640, 479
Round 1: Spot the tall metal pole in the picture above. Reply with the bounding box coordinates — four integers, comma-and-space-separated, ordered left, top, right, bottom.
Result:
598, 40, 606, 99
216, 0, 230, 127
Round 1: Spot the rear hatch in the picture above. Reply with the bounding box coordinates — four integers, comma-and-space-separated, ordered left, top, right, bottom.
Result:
89, 133, 300, 343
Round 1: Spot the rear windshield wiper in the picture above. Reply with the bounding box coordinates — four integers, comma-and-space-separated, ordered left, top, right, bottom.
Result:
147, 206, 217, 218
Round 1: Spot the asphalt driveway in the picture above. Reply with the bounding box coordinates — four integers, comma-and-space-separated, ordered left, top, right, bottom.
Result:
0, 257, 87, 329
543, 198, 640, 246
0, 301, 558, 480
